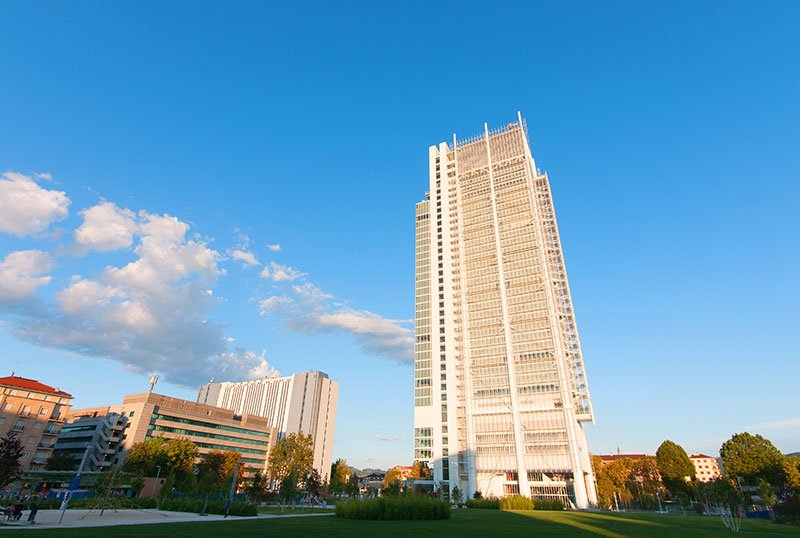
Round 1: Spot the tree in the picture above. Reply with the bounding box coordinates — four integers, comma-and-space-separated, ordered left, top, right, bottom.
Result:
720, 432, 783, 485
45, 453, 77, 471
123, 437, 198, 490
451, 486, 463, 505
697, 477, 742, 512
246, 470, 268, 502
305, 468, 322, 498
593, 456, 634, 509
0, 431, 24, 489
656, 440, 695, 492
279, 469, 299, 507
328, 458, 351, 495
196, 450, 242, 514
268, 433, 313, 483
383, 466, 403, 488
411, 460, 431, 480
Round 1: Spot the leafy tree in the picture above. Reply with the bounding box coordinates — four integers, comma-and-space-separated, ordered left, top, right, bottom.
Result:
593, 456, 634, 509
383, 466, 403, 488
123, 437, 198, 490
280, 469, 299, 506
451, 486, 463, 505
197, 450, 242, 514
268, 433, 313, 483
656, 440, 695, 492
720, 432, 783, 485
328, 458, 351, 495
755, 478, 777, 506
631, 456, 663, 496
130, 474, 146, 497
246, 470, 268, 502
0, 431, 24, 489
346, 474, 360, 497
696, 477, 742, 512
305, 468, 322, 498
45, 453, 77, 471
158, 473, 176, 507
411, 460, 431, 480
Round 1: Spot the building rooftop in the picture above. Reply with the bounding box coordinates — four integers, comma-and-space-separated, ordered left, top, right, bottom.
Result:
0, 375, 72, 398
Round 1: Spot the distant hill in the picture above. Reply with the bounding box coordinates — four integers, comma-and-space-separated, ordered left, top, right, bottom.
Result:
787, 452, 800, 458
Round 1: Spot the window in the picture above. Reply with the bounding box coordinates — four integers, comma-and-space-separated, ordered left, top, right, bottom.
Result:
39, 407, 48, 415
3, 403, 12, 411
13, 419, 25, 431
129, 411, 135, 417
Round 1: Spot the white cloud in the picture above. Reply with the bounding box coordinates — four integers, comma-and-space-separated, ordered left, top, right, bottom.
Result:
0, 250, 54, 302
371, 434, 401, 442
230, 249, 260, 268
292, 282, 333, 303
749, 418, 800, 430
0, 171, 70, 237
266, 244, 281, 252
260, 262, 305, 282
288, 309, 413, 363
258, 295, 295, 314
35, 172, 53, 180
1, 199, 275, 387
74, 201, 138, 253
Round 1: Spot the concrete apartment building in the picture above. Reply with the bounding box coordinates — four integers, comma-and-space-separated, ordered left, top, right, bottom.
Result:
70, 392, 278, 475
197, 371, 338, 479
52, 411, 128, 471
689, 454, 722, 482
414, 115, 596, 508
0, 375, 72, 471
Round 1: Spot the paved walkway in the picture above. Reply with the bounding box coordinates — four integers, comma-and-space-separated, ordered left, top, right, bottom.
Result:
2, 508, 334, 530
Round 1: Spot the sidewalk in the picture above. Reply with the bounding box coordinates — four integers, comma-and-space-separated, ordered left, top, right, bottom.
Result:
1, 508, 334, 530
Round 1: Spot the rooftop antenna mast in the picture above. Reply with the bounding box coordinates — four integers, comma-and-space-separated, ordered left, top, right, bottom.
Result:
148, 375, 158, 393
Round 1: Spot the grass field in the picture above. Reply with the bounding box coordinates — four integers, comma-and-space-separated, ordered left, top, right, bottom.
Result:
15, 509, 798, 537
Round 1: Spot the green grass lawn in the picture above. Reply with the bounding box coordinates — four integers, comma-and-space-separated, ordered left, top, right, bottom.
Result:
15, 509, 799, 537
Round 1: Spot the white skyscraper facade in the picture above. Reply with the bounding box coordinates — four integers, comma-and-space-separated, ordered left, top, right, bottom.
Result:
198, 371, 338, 480
413, 115, 597, 508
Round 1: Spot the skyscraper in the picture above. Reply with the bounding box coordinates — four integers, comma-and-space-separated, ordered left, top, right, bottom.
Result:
198, 371, 338, 480
413, 114, 597, 508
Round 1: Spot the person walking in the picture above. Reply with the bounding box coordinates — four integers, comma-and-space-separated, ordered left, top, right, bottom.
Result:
27, 500, 39, 524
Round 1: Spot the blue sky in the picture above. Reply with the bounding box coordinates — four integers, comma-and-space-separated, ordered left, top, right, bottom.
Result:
1, 2, 798, 468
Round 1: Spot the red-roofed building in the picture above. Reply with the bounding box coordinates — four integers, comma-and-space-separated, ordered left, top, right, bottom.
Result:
689, 454, 721, 482
0, 375, 73, 472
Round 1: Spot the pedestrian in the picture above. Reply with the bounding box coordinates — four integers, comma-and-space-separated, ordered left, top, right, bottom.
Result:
27, 500, 39, 524
12, 501, 23, 522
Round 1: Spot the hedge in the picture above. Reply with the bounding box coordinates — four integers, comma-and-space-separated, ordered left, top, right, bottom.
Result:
336, 496, 450, 520
466, 498, 500, 509
500, 495, 534, 510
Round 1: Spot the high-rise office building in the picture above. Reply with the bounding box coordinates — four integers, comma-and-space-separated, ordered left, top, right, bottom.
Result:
413, 114, 597, 508
197, 371, 338, 480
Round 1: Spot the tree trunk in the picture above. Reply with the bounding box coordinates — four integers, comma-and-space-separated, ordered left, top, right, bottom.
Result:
201, 493, 209, 514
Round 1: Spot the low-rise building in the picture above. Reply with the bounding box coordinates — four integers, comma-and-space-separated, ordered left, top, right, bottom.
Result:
689, 454, 721, 482
70, 392, 278, 475
0, 375, 72, 471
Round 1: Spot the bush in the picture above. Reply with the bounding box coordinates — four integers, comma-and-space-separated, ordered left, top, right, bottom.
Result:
500, 495, 535, 510
335, 495, 450, 520
466, 497, 500, 509
534, 498, 564, 511
160, 497, 257, 516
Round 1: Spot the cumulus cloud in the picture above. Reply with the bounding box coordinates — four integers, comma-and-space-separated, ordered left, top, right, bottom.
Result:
74, 201, 138, 253
258, 295, 295, 314
266, 244, 281, 252
260, 262, 305, 282
0, 250, 54, 302
0, 192, 276, 387
0, 171, 70, 237
230, 249, 260, 268
292, 282, 333, 303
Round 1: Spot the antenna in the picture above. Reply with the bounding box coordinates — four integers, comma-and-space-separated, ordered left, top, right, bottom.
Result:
148, 375, 158, 393
11, 361, 19, 377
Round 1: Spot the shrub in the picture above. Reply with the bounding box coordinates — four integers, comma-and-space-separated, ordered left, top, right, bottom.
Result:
335, 495, 450, 520
533, 498, 564, 511
159, 497, 257, 516
466, 497, 500, 509
500, 495, 535, 510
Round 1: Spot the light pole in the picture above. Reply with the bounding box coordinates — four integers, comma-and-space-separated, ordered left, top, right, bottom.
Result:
152, 465, 162, 497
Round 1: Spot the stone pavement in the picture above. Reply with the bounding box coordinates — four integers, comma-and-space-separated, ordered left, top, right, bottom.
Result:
2, 508, 334, 530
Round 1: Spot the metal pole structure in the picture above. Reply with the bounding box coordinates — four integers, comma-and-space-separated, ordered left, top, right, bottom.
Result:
59, 444, 91, 525
100, 464, 120, 517
152, 465, 162, 497
224, 463, 240, 518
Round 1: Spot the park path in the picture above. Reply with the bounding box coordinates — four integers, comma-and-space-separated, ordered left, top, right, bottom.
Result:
1, 508, 334, 530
